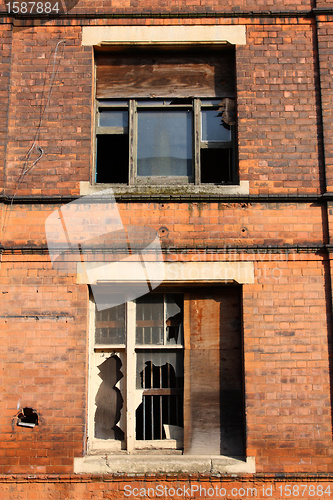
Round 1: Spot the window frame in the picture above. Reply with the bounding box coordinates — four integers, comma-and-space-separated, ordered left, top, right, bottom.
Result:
88, 292, 184, 455
95, 97, 237, 186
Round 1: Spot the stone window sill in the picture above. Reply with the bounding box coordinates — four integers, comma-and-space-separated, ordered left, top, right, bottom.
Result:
79, 181, 250, 199
74, 454, 256, 474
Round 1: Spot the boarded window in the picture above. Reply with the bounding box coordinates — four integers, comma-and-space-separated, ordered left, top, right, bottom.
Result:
95, 49, 237, 186
96, 49, 235, 99
184, 287, 244, 456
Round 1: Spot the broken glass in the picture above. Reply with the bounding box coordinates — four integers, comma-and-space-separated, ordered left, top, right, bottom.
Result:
201, 109, 231, 142
95, 354, 124, 440
136, 350, 183, 389
135, 350, 184, 440
165, 294, 183, 345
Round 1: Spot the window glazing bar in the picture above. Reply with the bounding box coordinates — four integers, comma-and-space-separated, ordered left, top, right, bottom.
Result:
129, 99, 137, 186
126, 300, 136, 452
194, 99, 201, 185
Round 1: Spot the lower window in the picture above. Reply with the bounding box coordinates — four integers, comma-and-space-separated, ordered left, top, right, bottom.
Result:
89, 287, 245, 456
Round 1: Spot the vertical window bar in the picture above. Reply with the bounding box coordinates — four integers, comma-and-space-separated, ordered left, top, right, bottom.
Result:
143, 366, 146, 440
176, 394, 179, 426
150, 301, 153, 344
151, 395, 154, 440
159, 365, 162, 439
129, 99, 136, 185
194, 99, 201, 185
151, 363, 154, 439
163, 294, 166, 345
141, 303, 144, 344
126, 300, 136, 452
143, 396, 146, 440
167, 363, 171, 423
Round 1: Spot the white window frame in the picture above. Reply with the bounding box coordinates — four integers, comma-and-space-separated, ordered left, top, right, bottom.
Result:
88, 294, 184, 455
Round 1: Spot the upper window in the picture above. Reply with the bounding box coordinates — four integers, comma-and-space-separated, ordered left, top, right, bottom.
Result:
94, 49, 237, 186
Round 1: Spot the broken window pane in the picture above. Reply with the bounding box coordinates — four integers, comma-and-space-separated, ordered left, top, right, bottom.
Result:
200, 148, 232, 184
137, 110, 193, 177
201, 109, 231, 142
95, 303, 126, 344
165, 294, 183, 345
136, 294, 164, 345
135, 350, 184, 440
95, 354, 124, 440
136, 350, 183, 389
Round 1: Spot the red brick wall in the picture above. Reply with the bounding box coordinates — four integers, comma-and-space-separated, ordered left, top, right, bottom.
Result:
0, 0, 315, 15
317, 17, 333, 191
0, 0, 333, 484
3, 26, 92, 197
1, 474, 333, 500
237, 22, 322, 195
0, 202, 325, 248
0, 282, 88, 474
0, 20, 328, 196
1, 252, 332, 473
0, 25, 12, 195
244, 258, 332, 472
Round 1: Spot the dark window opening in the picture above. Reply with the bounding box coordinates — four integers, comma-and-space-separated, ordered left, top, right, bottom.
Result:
169, 98, 193, 105
136, 361, 183, 440
96, 135, 129, 184
200, 148, 233, 184
220, 390, 245, 456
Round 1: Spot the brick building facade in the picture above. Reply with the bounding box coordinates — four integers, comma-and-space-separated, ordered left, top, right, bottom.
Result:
0, 0, 333, 497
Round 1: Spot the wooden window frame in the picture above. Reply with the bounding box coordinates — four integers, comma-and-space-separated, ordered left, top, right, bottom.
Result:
95, 97, 236, 186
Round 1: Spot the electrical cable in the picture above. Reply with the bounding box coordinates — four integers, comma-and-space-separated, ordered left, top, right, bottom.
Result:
1, 39, 66, 240
15, 39, 66, 191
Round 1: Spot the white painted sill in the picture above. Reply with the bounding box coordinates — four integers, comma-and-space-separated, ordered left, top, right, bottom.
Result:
74, 454, 256, 474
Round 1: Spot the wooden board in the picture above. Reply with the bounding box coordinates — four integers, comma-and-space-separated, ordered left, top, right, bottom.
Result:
184, 287, 244, 456
96, 51, 235, 99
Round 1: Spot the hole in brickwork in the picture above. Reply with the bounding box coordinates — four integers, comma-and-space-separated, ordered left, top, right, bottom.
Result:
17, 407, 38, 428
158, 226, 169, 237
